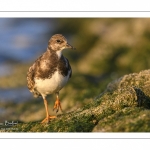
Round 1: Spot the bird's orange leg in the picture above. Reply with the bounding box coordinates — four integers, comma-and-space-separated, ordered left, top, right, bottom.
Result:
41, 98, 56, 123
53, 93, 63, 113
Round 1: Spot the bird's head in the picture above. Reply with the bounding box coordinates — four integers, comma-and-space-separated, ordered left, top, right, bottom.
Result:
48, 34, 75, 51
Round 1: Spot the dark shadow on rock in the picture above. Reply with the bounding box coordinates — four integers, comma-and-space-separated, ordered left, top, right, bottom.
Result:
134, 87, 150, 109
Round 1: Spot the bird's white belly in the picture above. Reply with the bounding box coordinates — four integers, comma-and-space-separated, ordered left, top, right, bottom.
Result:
35, 70, 69, 96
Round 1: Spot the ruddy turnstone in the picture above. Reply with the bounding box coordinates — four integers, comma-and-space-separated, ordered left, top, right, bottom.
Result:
27, 34, 75, 123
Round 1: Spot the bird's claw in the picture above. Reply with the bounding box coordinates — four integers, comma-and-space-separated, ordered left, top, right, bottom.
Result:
41, 115, 56, 123
53, 108, 59, 113
53, 99, 62, 113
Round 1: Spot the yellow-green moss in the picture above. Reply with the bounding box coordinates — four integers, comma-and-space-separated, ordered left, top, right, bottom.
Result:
5, 70, 150, 132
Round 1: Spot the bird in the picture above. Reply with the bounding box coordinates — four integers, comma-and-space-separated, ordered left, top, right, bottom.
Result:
27, 34, 75, 123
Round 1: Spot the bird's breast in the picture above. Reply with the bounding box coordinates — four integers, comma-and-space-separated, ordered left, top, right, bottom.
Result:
34, 69, 71, 96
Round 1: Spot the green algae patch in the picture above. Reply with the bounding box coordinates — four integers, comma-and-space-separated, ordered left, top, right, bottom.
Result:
3, 70, 150, 132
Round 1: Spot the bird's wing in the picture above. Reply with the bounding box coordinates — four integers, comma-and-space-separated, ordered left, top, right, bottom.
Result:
65, 58, 72, 78
26, 55, 42, 91
26, 62, 36, 91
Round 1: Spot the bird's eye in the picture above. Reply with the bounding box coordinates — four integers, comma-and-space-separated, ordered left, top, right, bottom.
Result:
56, 40, 61, 43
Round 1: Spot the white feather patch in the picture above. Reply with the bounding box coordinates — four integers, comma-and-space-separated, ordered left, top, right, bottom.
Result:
34, 70, 70, 97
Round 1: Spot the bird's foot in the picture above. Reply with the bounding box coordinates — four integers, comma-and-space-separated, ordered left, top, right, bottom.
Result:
53, 99, 63, 113
41, 115, 56, 123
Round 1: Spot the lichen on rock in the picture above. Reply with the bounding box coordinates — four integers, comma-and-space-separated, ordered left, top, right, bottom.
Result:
6, 69, 150, 132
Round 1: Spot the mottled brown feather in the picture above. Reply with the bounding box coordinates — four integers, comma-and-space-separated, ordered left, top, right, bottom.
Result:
27, 34, 73, 98
27, 49, 72, 97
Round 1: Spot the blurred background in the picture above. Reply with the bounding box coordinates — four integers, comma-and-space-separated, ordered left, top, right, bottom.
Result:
1, 18, 150, 123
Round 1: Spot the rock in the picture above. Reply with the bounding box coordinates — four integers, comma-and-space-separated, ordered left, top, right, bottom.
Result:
6, 70, 150, 132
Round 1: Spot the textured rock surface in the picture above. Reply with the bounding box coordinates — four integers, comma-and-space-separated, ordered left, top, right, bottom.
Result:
4, 69, 150, 132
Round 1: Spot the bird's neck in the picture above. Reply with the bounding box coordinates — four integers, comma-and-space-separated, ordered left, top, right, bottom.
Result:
56, 50, 62, 59
47, 48, 62, 59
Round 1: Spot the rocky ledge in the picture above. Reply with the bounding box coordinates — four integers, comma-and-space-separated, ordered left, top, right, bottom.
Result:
6, 69, 150, 132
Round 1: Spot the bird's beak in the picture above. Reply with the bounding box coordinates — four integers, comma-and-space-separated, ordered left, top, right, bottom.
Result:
66, 43, 76, 50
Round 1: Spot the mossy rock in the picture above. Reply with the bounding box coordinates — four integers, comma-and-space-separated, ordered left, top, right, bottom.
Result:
5, 70, 150, 132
